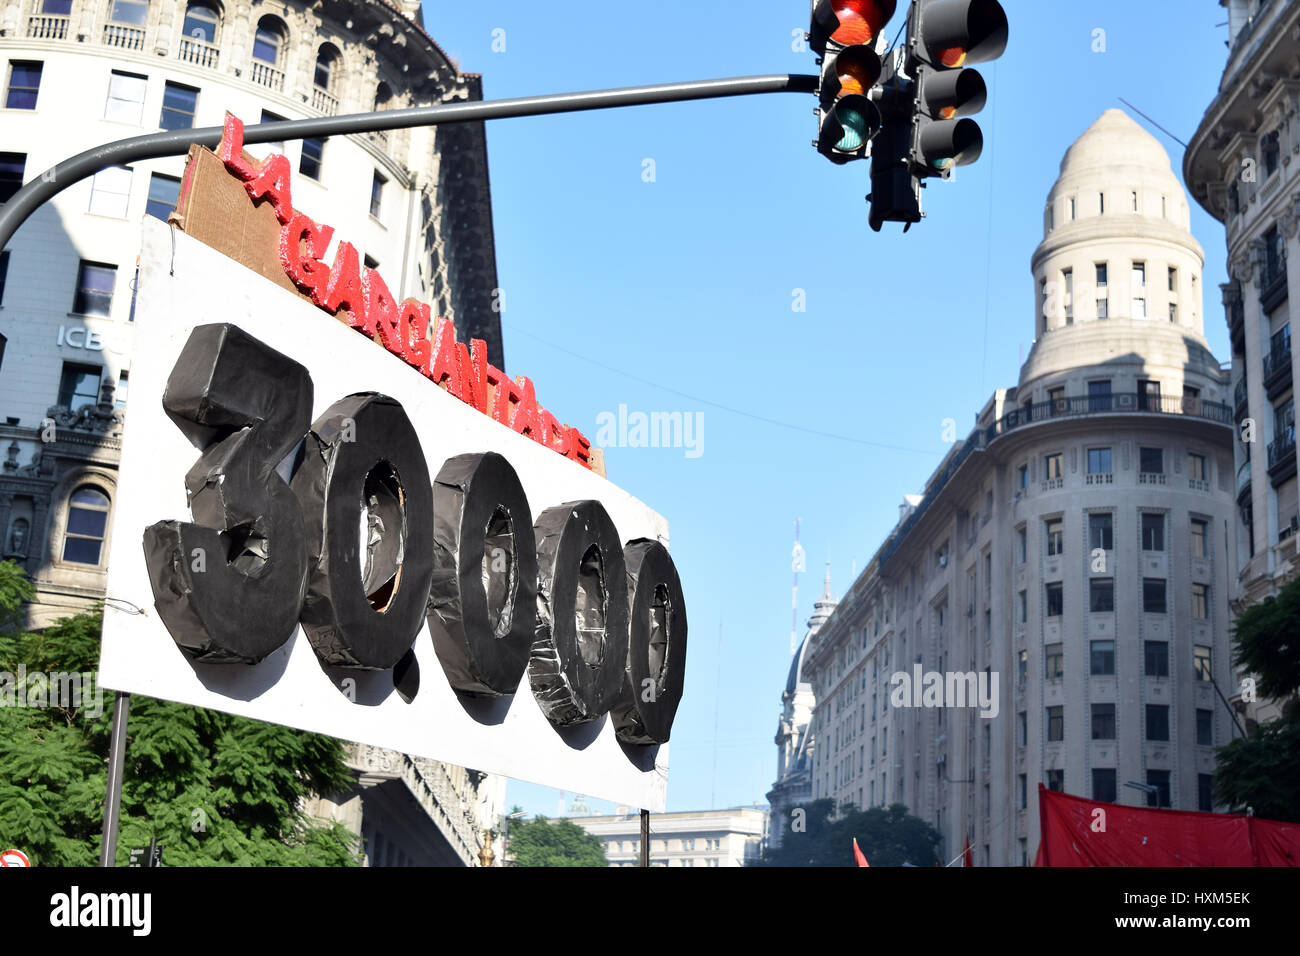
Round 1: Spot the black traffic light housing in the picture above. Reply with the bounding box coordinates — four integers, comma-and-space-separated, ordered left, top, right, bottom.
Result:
809, 1, 895, 163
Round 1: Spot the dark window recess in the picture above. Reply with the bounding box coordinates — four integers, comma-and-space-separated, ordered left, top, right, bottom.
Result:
1198, 774, 1213, 813
300, 137, 325, 179
160, 81, 199, 131
1144, 641, 1168, 677
58, 361, 101, 411
73, 261, 116, 317
1093, 768, 1117, 804
1090, 639, 1114, 675
1046, 769, 1064, 791
1147, 770, 1170, 808
1139, 446, 1164, 473
1145, 704, 1170, 741
1089, 513, 1113, 551
1142, 513, 1165, 551
1142, 578, 1167, 613
1196, 708, 1213, 746
1047, 706, 1064, 742
0, 152, 25, 203
6, 61, 42, 110
1045, 582, 1063, 617
62, 485, 110, 565
1091, 703, 1115, 740
146, 173, 181, 221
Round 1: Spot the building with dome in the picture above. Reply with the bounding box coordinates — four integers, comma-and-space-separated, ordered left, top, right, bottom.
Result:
795, 110, 1240, 865
766, 564, 835, 850
0, 0, 505, 865
1185, 0, 1299, 730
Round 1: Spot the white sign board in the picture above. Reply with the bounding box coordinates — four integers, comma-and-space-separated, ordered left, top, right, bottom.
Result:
99, 219, 670, 810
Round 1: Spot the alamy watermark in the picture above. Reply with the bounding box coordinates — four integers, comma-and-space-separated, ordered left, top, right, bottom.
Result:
0, 666, 104, 718
889, 665, 999, 719
594, 404, 703, 459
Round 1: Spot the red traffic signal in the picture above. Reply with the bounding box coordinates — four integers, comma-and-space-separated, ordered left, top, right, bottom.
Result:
810, 0, 898, 55
910, 0, 1008, 70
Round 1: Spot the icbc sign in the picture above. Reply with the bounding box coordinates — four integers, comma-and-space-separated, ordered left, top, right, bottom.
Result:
142, 324, 686, 743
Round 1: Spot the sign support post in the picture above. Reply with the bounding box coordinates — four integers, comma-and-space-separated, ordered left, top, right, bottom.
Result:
98, 691, 131, 867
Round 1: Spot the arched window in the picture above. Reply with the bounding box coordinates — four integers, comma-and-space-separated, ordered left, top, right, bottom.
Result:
181, 1, 220, 43
62, 486, 110, 565
314, 43, 340, 91
109, 0, 149, 25
374, 81, 393, 110
252, 15, 285, 66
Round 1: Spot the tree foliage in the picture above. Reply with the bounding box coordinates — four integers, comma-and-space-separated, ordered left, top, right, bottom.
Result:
755, 799, 941, 867
0, 559, 34, 631
1214, 575, 1300, 822
0, 611, 360, 865
508, 815, 608, 867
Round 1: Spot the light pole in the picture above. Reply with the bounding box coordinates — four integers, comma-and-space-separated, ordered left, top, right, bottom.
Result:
501, 809, 527, 867
1125, 780, 1162, 808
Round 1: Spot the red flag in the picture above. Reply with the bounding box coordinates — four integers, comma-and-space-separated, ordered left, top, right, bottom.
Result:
852, 838, 869, 867
962, 836, 973, 867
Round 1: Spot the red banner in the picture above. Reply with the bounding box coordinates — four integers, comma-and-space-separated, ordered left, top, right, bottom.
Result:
1034, 785, 1300, 866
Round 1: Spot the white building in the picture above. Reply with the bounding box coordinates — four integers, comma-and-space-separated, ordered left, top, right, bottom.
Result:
0, 0, 505, 865
799, 110, 1240, 866
575, 806, 769, 867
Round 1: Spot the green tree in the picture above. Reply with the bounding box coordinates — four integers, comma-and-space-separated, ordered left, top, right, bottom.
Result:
0, 559, 34, 631
755, 799, 941, 867
1213, 575, 1300, 822
507, 814, 608, 867
0, 611, 361, 865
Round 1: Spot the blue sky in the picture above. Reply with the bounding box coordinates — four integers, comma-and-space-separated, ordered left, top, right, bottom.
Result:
418, 0, 1235, 819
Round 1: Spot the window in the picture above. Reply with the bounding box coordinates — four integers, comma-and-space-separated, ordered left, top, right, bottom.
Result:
1045, 644, 1063, 679
314, 44, 339, 90
375, 81, 393, 111
1017, 649, 1027, 685
1141, 513, 1164, 551
1139, 446, 1163, 474
1087, 379, 1112, 411
160, 81, 199, 131
105, 70, 147, 124
1142, 578, 1166, 613
1198, 774, 1213, 813
58, 362, 101, 411
88, 166, 131, 218
1145, 704, 1169, 741
41, 0, 72, 11
5, 61, 42, 110
1046, 706, 1064, 742
1093, 768, 1117, 803
1099, 192, 1105, 214
72, 261, 116, 317
253, 17, 285, 65
1044, 452, 1063, 481
1087, 447, 1112, 474
1168, 265, 1177, 291
1017, 589, 1027, 623
1016, 526, 1027, 563
1192, 583, 1209, 620
1091, 703, 1116, 740
1046, 769, 1064, 792
1190, 518, 1207, 558
1017, 711, 1027, 746
1063, 268, 1073, 323
62, 486, 110, 565
370, 170, 386, 219
115, 370, 128, 410
1144, 641, 1168, 677
110, 0, 148, 25
1137, 378, 1160, 411
1193, 645, 1212, 682
182, 1, 219, 43
1131, 190, 1138, 212
300, 137, 325, 180
1089, 578, 1114, 613
146, 173, 180, 221
1090, 639, 1114, 675
1262, 129, 1280, 177
1017, 463, 1028, 488
1095, 262, 1109, 318
1196, 708, 1213, 747
1046, 517, 1063, 556
1188, 453, 1207, 483
0, 152, 25, 203
1132, 261, 1146, 317
1018, 774, 1027, 810
1045, 582, 1062, 616
1146, 770, 1170, 808
1089, 513, 1113, 551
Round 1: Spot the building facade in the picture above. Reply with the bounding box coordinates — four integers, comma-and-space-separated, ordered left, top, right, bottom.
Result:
575, 806, 768, 867
799, 110, 1240, 866
765, 567, 833, 850
0, 0, 505, 864
1185, 0, 1300, 728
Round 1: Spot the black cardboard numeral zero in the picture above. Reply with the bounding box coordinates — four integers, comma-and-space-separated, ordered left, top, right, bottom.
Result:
143, 324, 686, 743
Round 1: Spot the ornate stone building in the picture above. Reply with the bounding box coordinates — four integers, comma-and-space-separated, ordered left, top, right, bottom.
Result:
800, 111, 1240, 865
0, 0, 505, 864
765, 566, 833, 850
1185, 0, 1300, 728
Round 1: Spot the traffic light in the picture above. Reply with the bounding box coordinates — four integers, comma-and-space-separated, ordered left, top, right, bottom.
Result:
906, 0, 1007, 177
809, 1, 896, 163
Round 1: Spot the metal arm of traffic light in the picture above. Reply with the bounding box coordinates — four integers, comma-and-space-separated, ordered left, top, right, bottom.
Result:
0, 73, 818, 252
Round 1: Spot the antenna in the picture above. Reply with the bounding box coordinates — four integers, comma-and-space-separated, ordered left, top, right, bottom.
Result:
791, 518, 805, 654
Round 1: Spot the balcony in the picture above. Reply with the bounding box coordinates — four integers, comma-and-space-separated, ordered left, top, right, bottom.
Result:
26, 14, 68, 39
1268, 429, 1296, 486
311, 87, 339, 115
1261, 262, 1288, 315
178, 37, 219, 69
1264, 329, 1292, 400
251, 61, 285, 92
1235, 378, 1249, 418
1237, 460, 1252, 502
103, 23, 145, 51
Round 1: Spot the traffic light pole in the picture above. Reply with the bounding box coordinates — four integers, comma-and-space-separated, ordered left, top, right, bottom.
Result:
0, 74, 816, 252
